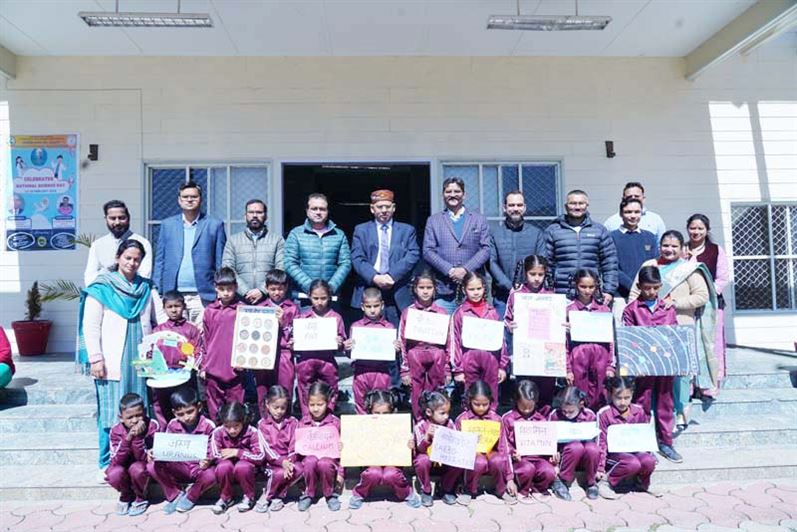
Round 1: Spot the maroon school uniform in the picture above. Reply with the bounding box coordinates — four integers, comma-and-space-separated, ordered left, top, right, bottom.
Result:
548, 407, 599, 486
352, 414, 412, 501
106, 418, 159, 503
450, 300, 509, 408
294, 309, 346, 417
412, 418, 460, 495
255, 297, 299, 416
501, 407, 555, 496
566, 299, 614, 411
597, 403, 656, 489
505, 285, 557, 405
210, 425, 266, 502
150, 319, 204, 426
147, 416, 216, 503
350, 317, 395, 414
456, 410, 512, 496
202, 298, 245, 421
399, 302, 451, 420
257, 415, 304, 501
297, 413, 342, 499
622, 299, 678, 446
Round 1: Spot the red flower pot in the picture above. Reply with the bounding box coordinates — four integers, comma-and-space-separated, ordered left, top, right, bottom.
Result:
11, 320, 52, 356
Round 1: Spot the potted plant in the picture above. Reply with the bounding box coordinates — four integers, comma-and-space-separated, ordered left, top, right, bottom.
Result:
11, 282, 52, 356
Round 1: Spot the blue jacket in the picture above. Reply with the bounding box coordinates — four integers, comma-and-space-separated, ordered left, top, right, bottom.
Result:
610, 228, 658, 297
488, 220, 543, 301
153, 213, 227, 302
284, 220, 351, 294
539, 214, 619, 295
350, 220, 420, 309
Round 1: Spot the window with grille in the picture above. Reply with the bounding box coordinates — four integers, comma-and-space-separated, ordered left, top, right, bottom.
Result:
731, 203, 797, 311
440, 162, 561, 231
146, 164, 270, 246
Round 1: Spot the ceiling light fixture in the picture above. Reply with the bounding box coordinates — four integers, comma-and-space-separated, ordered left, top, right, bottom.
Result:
488, 0, 611, 31
79, 0, 212, 28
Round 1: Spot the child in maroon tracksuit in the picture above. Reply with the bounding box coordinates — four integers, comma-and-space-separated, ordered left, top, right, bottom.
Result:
597, 376, 657, 499
255, 269, 300, 417
505, 255, 556, 405
348, 389, 420, 509
292, 280, 346, 417
399, 270, 451, 421
450, 272, 509, 408
255, 385, 303, 513
623, 265, 681, 463
147, 387, 216, 514
456, 380, 516, 505
548, 386, 600, 501
150, 290, 204, 426
201, 268, 245, 422
345, 287, 397, 414
566, 269, 614, 411
296, 381, 343, 512
106, 393, 159, 516
413, 390, 460, 507
209, 401, 266, 514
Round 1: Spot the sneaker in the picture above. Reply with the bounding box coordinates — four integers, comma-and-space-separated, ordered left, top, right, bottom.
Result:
211, 499, 230, 515
456, 493, 473, 506
255, 493, 270, 513
116, 501, 130, 516
237, 495, 254, 512
269, 499, 285, 512
405, 492, 421, 509
163, 492, 184, 515
175, 496, 196, 513
326, 494, 341, 512
420, 493, 434, 507
297, 495, 313, 512
501, 492, 518, 505
551, 479, 572, 501
441, 493, 457, 505
658, 444, 683, 463
598, 480, 620, 500
585, 484, 599, 500
348, 494, 364, 510
128, 500, 149, 517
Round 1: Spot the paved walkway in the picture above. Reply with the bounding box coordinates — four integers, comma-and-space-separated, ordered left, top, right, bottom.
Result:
2, 479, 796, 531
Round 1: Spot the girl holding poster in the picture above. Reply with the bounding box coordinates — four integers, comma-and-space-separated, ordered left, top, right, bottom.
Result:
450, 272, 509, 408
565, 269, 614, 411
413, 390, 460, 507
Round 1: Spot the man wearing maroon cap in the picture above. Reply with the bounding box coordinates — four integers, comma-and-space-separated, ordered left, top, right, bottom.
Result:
350, 189, 420, 326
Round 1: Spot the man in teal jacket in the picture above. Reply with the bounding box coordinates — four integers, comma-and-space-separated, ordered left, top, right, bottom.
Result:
284, 193, 351, 302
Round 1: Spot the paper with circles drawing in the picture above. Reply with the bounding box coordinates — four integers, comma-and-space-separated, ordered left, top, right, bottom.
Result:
231, 306, 278, 370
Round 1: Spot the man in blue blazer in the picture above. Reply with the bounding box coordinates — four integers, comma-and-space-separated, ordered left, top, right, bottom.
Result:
153, 181, 227, 322
350, 189, 420, 326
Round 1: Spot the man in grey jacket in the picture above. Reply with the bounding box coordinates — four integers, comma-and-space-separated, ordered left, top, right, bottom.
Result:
221, 199, 285, 304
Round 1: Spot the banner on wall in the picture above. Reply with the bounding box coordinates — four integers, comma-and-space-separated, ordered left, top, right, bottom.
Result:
5, 134, 79, 251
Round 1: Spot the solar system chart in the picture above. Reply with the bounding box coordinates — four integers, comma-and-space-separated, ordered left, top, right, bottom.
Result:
231, 305, 278, 370
616, 325, 699, 377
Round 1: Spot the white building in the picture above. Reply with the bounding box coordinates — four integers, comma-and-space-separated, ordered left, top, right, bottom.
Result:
0, 1, 795, 352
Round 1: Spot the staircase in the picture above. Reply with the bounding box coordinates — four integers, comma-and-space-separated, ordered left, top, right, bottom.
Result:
0, 348, 795, 500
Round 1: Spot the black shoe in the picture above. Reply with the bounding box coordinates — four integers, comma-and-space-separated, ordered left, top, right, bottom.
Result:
551, 479, 572, 501
585, 484, 599, 500
658, 444, 683, 463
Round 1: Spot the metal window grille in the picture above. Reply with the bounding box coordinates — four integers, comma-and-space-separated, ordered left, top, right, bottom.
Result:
731, 203, 797, 312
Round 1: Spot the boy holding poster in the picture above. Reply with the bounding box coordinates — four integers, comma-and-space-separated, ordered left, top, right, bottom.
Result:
450, 273, 508, 408
412, 390, 460, 506
344, 288, 398, 414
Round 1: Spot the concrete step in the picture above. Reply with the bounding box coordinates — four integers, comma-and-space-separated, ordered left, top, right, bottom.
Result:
654, 445, 797, 484
722, 371, 794, 389
687, 387, 797, 419
0, 432, 97, 465
0, 354, 95, 407
0, 404, 96, 433
673, 414, 797, 448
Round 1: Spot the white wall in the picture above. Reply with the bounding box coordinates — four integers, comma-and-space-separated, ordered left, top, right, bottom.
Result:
1, 34, 796, 352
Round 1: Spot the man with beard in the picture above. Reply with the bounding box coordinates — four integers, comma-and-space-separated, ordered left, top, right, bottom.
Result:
84, 199, 153, 285
488, 191, 542, 317
222, 199, 284, 304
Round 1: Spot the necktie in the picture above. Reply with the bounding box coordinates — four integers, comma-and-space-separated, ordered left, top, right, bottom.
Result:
379, 224, 390, 274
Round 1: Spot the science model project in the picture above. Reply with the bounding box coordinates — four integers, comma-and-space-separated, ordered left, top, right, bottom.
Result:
134, 331, 196, 389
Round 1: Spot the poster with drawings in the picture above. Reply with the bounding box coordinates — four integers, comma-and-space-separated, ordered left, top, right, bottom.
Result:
231, 306, 278, 370
511, 293, 568, 377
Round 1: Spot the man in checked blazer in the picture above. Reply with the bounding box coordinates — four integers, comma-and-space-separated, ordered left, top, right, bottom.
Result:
422, 177, 491, 314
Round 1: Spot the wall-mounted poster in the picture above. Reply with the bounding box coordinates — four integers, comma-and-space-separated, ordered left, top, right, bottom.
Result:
6, 134, 79, 251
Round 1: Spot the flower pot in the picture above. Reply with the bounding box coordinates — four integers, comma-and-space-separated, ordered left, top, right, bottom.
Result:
11, 320, 52, 356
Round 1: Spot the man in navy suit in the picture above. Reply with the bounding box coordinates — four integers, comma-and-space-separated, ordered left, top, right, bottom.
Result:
350, 189, 420, 326
153, 181, 227, 323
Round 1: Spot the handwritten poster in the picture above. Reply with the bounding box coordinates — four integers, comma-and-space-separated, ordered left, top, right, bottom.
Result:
293, 317, 339, 351
295, 425, 340, 458
569, 311, 614, 344
461, 315, 504, 351
429, 426, 478, 470
152, 433, 208, 462
351, 327, 397, 362
552, 421, 600, 443
607, 420, 658, 453
460, 420, 501, 454
404, 308, 449, 345
512, 341, 567, 377
512, 293, 567, 376
6, 134, 79, 251
616, 325, 699, 377
231, 306, 278, 370
514, 421, 557, 456
340, 414, 412, 467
